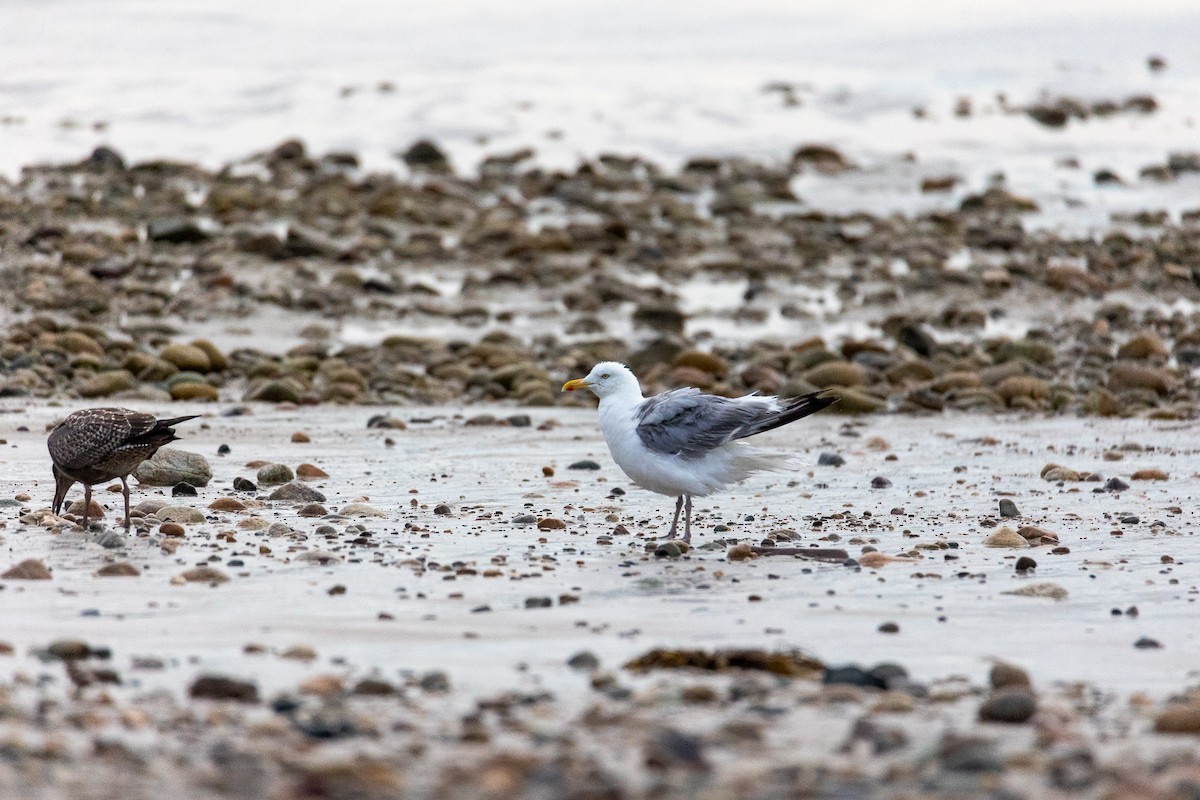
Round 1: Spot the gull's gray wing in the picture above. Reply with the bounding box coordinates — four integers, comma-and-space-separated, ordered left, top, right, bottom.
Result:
635, 389, 837, 458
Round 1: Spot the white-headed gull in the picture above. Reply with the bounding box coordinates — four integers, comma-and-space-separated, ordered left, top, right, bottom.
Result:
563, 361, 836, 542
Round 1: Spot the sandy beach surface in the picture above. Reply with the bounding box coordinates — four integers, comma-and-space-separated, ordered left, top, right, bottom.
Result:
2, 402, 1199, 798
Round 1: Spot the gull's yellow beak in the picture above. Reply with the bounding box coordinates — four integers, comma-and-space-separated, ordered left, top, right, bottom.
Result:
562, 378, 590, 392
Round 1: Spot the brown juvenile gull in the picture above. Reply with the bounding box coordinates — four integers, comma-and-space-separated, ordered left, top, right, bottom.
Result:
563, 362, 837, 542
48, 408, 200, 529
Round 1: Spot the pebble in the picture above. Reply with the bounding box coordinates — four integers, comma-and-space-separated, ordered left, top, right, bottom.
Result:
978, 688, 1037, 723
367, 415, 407, 430
175, 567, 230, 584
1153, 705, 1200, 734
1105, 477, 1129, 492
537, 517, 567, 530
1003, 582, 1068, 600
160, 343, 212, 372
817, 452, 845, 467
997, 498, 1020, 517
95, 562, 139, 577
296, 463, 329, 479
567, 651, 601, 671
727, 543, 755, 561
257, 463, 295, 485
232, 477, 257, 492
823, 665, 887, 689
877, 621, 900, 634
159, 522, 186, 537
1, 559, 52, 580
1134, 637, 1163, 649
171, 482, 197, 496
983, 527, 1028, 548
568, 460, 601, 470
341, 503, 386, 517
870, 476, 892, 489
1015, 556, 1037, 572
157, 506, 206, 524
268, 482, 326, 503
989, 662, 1031, 689
244, 379, 303, 404
208, 497, 247, 512
654, 542, 684, 559
133, 448, 213, 487
1130, 468, 1168, 480
290, 431, 311, 443
419, 671, 450, 692
189, 675, 259, 702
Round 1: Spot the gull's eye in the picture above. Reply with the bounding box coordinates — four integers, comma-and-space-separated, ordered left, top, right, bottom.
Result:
600, 373, 610, 379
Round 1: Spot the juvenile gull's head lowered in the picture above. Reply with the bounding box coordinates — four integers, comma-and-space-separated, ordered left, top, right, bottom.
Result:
47, 408, 200, 530
563, 361, 836, 542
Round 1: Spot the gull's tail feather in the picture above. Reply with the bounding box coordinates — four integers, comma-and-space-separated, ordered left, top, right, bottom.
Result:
736, 389, 838, 441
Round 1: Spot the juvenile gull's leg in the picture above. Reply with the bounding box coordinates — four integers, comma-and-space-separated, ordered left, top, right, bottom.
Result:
82, 484, 92, 529
683, 495, 693, 543
121, 476, 132, 529
665, 495, 684, 540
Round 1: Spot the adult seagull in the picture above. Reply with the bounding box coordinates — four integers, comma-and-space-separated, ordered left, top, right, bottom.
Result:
563, 362, 837, 542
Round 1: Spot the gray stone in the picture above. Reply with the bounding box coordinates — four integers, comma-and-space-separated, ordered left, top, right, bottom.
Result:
244, 379, 303, 404
134, 447, 213, 487
998, 498, 1020, 517
257, 463, 294, 485
268, 482, 326, 503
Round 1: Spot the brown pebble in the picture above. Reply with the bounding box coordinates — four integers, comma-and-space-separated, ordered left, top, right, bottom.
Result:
175, 566, 229, 584
299, 674, 344, 696
2, 559, 52, 580
1154, 705, 1200, 734
727, 543, 755, 561
296, 463, 329, 479
298, 503, 328, 517
990, 661, 1031, 689
542, 466, 555, 477
1131, 468, 1168, 481
159, 522, 186, 537
537, 517, 567, 530
280, 645, 317, 662
984, 527, 1029, 548
95, 562, 140, 577
291, 431, 311, 443
860, 552, 917, 567
189, 675, 258, 703
208, 497, 247, 512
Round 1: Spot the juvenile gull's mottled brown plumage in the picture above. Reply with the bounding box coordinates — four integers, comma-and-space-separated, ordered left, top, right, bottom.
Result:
48, 408, 199, 528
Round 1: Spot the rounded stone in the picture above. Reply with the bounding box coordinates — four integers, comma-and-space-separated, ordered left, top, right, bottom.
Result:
257, 463, 294, 485
79, 370, 135, 398
156, 506, 206, 524
160, 343, 212, 372
134, 448, 213, 487
978, 689, 1037, 723
170, 382, 219, 401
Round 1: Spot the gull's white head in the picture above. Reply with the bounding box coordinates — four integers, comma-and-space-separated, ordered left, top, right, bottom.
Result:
562, 361, 641, 399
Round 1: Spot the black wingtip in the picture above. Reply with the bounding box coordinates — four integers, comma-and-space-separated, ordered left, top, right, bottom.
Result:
156, 414, 202, 429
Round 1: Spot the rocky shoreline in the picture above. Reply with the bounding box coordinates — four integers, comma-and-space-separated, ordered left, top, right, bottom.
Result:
2, 139, 1199, 417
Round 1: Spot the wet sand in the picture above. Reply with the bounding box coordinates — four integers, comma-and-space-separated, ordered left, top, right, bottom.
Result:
2, 403, 1198, 798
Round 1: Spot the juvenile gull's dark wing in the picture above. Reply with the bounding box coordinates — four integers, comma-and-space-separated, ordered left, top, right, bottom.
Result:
47, 408, 157, 472
635, 389, 836, 459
